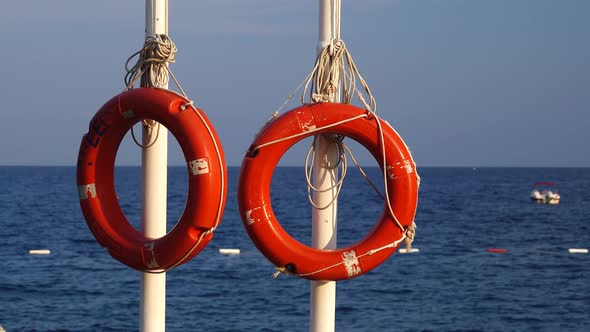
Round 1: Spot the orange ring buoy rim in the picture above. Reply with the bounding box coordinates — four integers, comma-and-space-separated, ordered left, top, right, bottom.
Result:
238, 103, 419, 281
77, 87, 227, 272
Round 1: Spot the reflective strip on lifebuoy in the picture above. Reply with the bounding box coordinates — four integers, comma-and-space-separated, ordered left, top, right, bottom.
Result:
77, 87, 227, 271
238, 103, 419, 281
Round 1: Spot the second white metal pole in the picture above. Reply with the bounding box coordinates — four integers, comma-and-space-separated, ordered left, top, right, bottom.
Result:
140, 1, 168, 332
310, 1, 338, 331
310, 138, 339, 332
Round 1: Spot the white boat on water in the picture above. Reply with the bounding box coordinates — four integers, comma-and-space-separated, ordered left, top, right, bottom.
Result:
530, 182, 560, 205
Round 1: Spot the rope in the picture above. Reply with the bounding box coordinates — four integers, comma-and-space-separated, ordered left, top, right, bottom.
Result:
375, 118, 405, 231
297, 0, 379, 234
340, 143, 385, 201
273, 232, 407, 279
123, 34, 194, 150
124, 34, 191, 98
124, 34, 176, 89
248, 113, 368, 154
304, 135, 347, 210
130, 119, 160, 149
301, 38, 376, 113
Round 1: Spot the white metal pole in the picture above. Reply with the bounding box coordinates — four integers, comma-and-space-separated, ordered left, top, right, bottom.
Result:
310, 1, 338, 331
140, 1, 168, 332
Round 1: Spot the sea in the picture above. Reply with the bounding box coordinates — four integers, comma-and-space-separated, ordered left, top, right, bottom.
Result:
0, 166, 588, 332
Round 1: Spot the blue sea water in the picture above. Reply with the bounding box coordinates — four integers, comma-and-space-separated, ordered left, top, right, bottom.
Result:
0, 166, 589, 331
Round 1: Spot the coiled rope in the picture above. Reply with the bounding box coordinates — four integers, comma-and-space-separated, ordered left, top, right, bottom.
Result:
124, 34, 192, 148
300, 0, 379, 226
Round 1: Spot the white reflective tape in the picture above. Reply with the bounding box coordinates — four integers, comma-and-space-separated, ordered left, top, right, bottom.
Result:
245, 209, 256, 225
403, 159, 414, 174
387, 159, 414, 179
189, 158, 210, 175
78, 184, 96, 200
296, 109, 317, 132
245, 204, 271, 226
301, 122, 316, 131
342, 250, 361, 277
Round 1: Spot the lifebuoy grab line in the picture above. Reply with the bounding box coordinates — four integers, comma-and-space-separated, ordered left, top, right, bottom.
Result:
77, 87, 227, 272
238, 102, 419, 281
272, 235, 409, 279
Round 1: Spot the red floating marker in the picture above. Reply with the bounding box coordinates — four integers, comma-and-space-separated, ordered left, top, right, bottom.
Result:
487, 248, 508, 253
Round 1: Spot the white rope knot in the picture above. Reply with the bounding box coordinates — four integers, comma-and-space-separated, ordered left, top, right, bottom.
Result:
328, 39, 345, 57
272, 266, 291, 278
124, 34, 178, 89
311, 93, 331, 103
180, 100, 194, 111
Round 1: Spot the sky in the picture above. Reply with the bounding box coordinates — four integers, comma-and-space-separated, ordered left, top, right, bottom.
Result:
0, 0, 588, 167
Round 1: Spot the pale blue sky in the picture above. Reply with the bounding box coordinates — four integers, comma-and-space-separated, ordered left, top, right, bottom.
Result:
0, 0, 588, 167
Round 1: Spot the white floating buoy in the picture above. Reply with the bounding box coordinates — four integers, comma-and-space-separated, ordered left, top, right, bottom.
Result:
568, 248, 588, 254
29, 249, 51, 255
398, 248, 419, 254
219, 248, 240, 255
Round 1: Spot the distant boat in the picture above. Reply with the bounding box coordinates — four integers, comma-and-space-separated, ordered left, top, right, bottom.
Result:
530, 182, 560, 205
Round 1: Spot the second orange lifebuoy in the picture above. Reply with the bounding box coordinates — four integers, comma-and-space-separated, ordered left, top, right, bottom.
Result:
238, 103, 419, 281
77, 87, 227, 271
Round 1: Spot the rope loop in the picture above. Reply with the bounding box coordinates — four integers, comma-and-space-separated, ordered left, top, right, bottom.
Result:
130, 119, 161, 149
304, 135, 347, 210
180, 100, 194, 111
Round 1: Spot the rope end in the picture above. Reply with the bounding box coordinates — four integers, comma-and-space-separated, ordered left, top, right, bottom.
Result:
273, 266, 287, 278
272, 264, 296, 278
404, 222, 417, 251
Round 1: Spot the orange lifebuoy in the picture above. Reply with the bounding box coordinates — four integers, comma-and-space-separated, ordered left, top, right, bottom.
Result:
238, 103, 419, 281
77, 87, 227, 271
